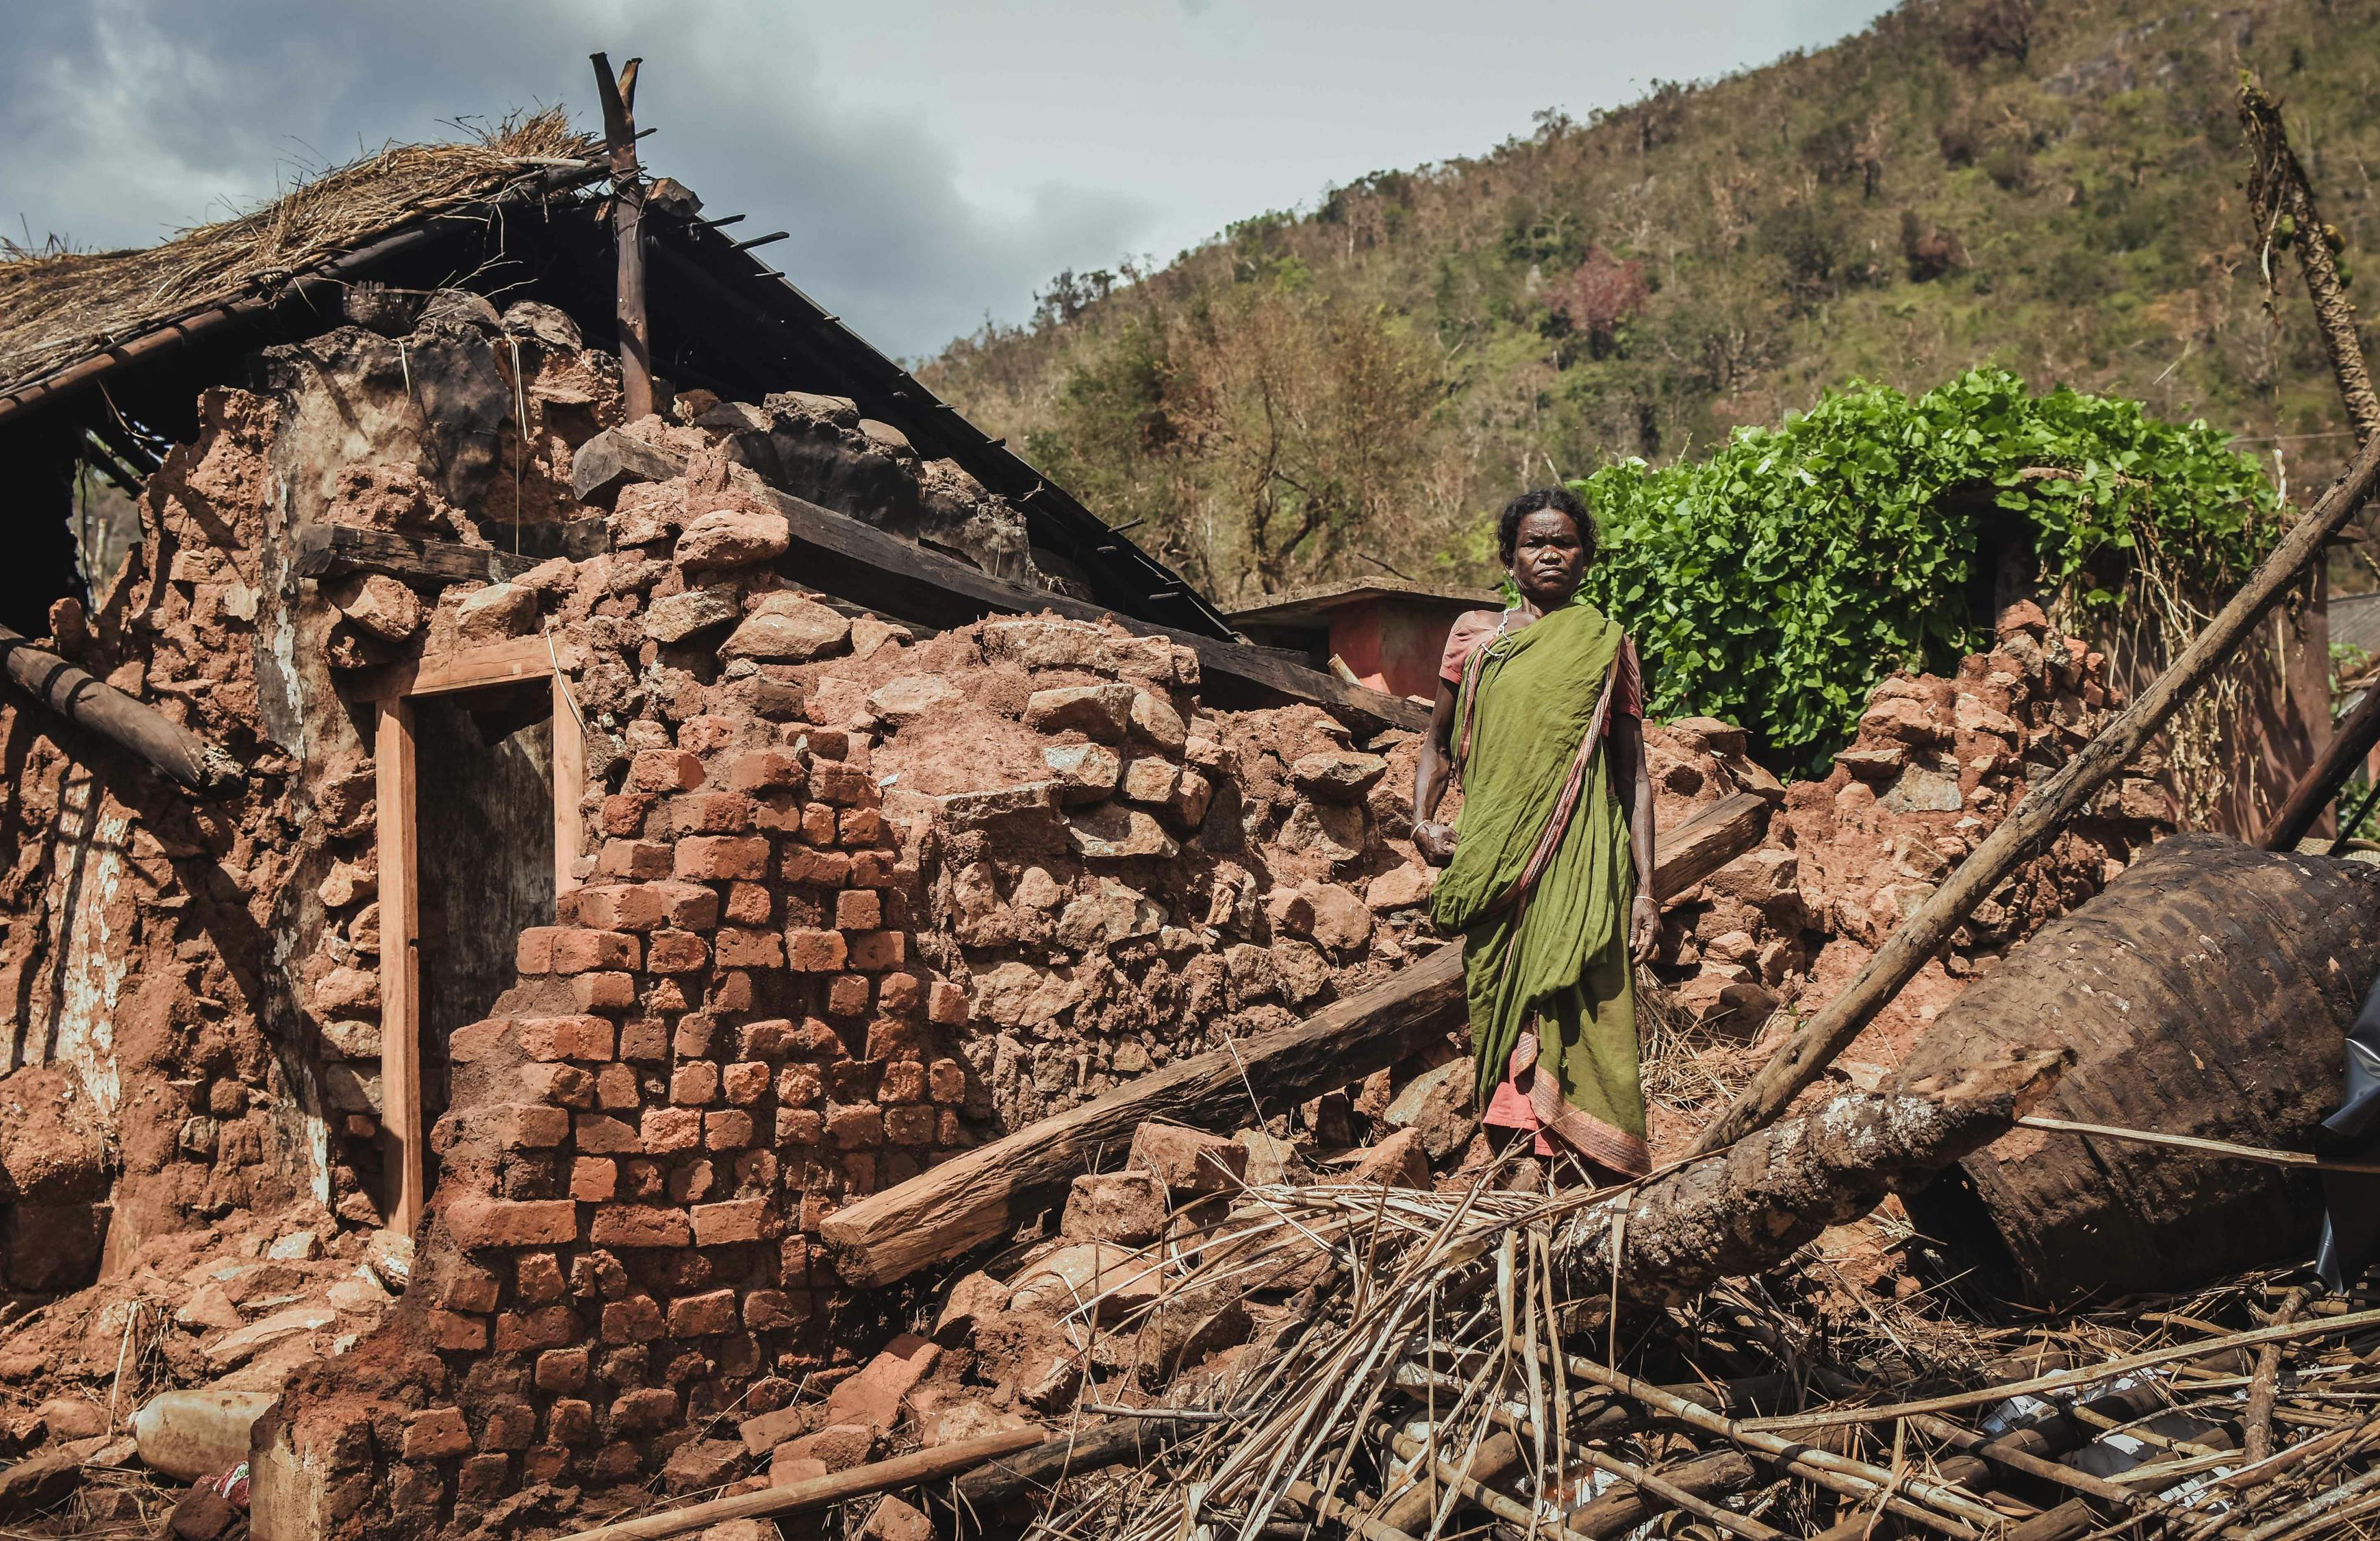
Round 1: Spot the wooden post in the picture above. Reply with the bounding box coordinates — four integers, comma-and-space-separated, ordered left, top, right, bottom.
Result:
1690, 427, 2380, 1157
591, 53, 652, 422
551, 671, 584, 899
2262, 678, 2380, 849
374, 697, 425, 1236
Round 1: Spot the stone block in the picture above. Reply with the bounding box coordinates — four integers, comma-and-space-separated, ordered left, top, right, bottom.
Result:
446, 1199, 577, 1249
1128, 1122, 1248, 1196
1024, 683, 1135, 740
1061, 1169, 1168, 1246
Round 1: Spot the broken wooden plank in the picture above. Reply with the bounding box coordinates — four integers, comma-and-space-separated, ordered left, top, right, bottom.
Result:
569, 428, 1429, 731
822, 791, 1771, 1286
290, 521, 605, 590
1645, 792, 1769, 898
0, 626, 244, 797
294, 522, 540, 588
554, 1427, 1044, 1541
826, 947, 1460, 1286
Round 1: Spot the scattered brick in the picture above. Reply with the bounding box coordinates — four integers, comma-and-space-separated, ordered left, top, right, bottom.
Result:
826, 973, 871, 1015
668, 1288, 739, 1337
446, 1199, 577, 1249
598, 840, 673, 879
845, 930, 904, 971
646, 929, 711, 973
551, 928, 640, 974
451, 1017, 510, 1062
570, 1157, 618, 1202
601, 1295, 665, 1343
402, 1407, 471, 1460
427, 1310, 488, 1351
670, 792, 755, 836
628, 749, 705, 792
674, 836, 770, 881
692, 1198, 768, 1245
715, 927, 785, 968
787, 929, 847, 972
705, 1110, 756, 1149
640, 1107, 702, 1153
589, 1205, 694, 1249
572, 972, 637, 1013
534, 1348, 589, 1394
546, 1398, 595, 1444
671, 1062, 721, 1105
826, 1103, 885, 1150
516, 929, 561, 975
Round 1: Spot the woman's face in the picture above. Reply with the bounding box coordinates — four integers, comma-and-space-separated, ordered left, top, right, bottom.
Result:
1509, 510, 1588, 607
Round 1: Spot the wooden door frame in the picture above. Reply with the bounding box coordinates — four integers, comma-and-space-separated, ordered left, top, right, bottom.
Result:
348, 636, 583, 1235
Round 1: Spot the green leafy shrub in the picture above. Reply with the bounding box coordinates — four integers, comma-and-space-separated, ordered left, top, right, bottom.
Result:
1575, 367, 2279, 765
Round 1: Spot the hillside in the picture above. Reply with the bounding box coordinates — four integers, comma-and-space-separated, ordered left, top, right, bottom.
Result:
919, 0, 2380, 608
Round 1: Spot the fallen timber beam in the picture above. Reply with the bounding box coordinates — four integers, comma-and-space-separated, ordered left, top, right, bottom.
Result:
570, 427, 1430, 731
0, 627, 244, 798
1692, 424, 2380, 1155
822, 791, 1773, 1286
1554, 1048, 2071, 1312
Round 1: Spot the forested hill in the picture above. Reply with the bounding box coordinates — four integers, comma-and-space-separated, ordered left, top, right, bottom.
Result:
917, 0, 2380, 607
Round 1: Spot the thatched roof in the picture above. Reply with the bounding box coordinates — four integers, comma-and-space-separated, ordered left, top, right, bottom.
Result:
0, 110, 599, 401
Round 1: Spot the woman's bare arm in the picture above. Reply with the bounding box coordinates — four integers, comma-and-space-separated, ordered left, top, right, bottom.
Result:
1609, 712, 1660, 960
1413, 677, 1461, 864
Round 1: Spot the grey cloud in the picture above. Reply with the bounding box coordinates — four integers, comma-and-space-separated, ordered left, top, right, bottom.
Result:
0, 0, 1157, 357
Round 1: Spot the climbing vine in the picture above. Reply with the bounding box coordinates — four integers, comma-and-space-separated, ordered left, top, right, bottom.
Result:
1572, 368, 2281, 767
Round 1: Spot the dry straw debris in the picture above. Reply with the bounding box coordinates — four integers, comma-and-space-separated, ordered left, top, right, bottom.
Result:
0, 108, 597, 398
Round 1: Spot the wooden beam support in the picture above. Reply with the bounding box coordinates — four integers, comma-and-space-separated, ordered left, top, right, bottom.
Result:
335, 636, 555, 703
374, 697, 425, 1238
820, 792, 1770, 1286
553, 671, 585, 899
291, 522, 536, 588
0, 625, 244, 797
570, 427, 1428, 731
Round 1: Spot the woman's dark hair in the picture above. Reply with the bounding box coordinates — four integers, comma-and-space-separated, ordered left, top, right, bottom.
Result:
1496, 486, 1596, 566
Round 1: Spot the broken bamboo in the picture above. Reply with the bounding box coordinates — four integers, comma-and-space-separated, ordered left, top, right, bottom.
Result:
2241, 74, 2377, 848
553, 1427, 1043, 1541
0, 625, 244, 797
1691, 425, 2380, 1155
823, 793, 1772, 1286
2241, 76, 2379, 444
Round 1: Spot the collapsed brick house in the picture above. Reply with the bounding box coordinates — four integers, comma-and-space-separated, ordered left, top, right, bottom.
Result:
0, 112, 2181, 1540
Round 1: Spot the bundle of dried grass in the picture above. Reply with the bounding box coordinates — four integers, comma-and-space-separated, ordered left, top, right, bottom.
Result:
0, 108, 598, 398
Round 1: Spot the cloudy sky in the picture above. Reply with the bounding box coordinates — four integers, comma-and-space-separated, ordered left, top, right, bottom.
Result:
0, 1, 1895, 360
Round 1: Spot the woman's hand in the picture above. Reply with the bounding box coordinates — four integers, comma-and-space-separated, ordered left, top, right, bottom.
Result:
1414, 819, 1459, 866
1628, 892, 1662, 963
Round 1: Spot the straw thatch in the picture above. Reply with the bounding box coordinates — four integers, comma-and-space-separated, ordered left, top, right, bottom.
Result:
0, 109, 599, 400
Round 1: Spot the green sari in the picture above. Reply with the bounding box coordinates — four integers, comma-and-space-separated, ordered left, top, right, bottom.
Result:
1428, 601, 1648, 1177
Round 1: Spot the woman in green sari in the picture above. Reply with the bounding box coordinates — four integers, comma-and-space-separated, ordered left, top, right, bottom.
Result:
1412, 488, 1659, 1181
